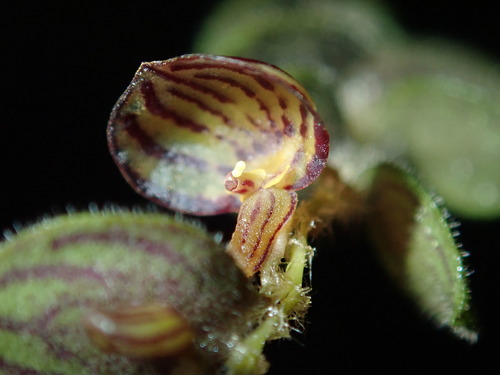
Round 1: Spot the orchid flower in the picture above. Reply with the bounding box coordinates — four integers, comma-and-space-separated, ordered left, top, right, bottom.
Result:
106, 54, 334, 372
1, 3, 485, 371
107, 54, 329, 278
0, 54, 331, 375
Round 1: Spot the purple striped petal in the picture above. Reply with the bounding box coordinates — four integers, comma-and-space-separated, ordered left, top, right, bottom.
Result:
227, 187, 297, 276
108, 54, 329, 215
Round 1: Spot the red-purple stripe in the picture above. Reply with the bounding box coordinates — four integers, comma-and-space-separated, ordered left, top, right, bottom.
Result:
120, 113, 165, 158
168, 87, 233, 125
51, 231, 189, 266
144, 65, 233, 103
256, 98, 277, 130
193, 73, 257, 98
288, 116, 329, 191
282, 114, 294, 136
249, 189, 277, 259
240, 194, 264, 248
278, 96, 288, 109
119, 113, 208, 169
141, 81, 208, 133
0, 265, 108, 288
299, 104, 309, 137
168, 59, 277, 92
253, 191, 297, 272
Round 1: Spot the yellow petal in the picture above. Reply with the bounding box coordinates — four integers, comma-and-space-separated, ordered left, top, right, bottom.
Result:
227, 188, 298, 277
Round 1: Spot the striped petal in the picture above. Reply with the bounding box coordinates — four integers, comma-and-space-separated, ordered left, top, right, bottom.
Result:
227, 187, 298, 277
83, 303, 195, 358
108, 54, 329, 215
0, 211, 261, 374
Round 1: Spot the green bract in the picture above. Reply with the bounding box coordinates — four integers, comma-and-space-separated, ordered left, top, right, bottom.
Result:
365, 164, 476, 341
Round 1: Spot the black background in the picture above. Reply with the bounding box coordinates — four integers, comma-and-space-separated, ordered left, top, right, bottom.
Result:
1, 1, 499, 374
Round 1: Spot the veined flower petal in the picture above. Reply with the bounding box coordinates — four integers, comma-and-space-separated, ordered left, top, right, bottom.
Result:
227, 187, 298, 277
107, 54, 329, 215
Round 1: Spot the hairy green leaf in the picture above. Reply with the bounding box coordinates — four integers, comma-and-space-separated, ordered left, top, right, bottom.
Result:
0, 210, 262, 374
366, 164, 477, 342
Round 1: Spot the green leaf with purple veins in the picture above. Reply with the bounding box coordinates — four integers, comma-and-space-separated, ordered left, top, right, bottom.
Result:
366, 164, 477, 342
0, 210, 263, 374
107, 54, 328, 216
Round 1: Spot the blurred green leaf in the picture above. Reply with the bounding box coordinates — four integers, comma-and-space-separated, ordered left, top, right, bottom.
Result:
339, 41, 500, 218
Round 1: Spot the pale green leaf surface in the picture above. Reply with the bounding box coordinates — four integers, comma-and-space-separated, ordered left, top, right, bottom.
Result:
340, 41, 500, 218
